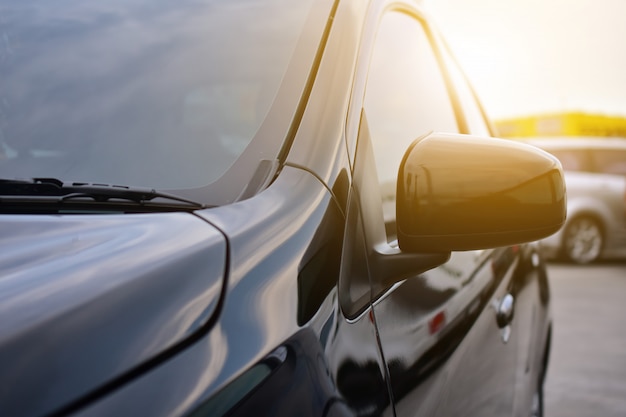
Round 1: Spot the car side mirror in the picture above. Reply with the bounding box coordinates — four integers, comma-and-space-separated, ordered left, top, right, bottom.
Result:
396, 132, 566, 252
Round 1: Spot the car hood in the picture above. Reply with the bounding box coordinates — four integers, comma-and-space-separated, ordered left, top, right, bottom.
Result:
0, 212, 227, 417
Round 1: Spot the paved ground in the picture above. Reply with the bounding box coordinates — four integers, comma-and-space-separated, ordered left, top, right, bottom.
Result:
544, 261, 626, 417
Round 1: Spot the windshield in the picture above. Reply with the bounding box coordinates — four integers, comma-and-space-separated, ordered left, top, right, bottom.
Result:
0, 0, 320, 204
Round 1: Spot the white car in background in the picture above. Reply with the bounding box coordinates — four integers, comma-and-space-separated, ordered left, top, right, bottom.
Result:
524, 137, 626, 263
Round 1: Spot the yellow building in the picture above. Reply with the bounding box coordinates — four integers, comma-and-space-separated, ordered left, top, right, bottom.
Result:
495, 112, 626, 138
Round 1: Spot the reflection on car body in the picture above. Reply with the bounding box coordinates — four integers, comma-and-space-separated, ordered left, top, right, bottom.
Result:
0, 0, 565, 416
523, 137, 626, 263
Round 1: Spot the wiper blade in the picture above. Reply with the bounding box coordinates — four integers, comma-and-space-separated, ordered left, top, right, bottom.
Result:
0, 178, 205, 208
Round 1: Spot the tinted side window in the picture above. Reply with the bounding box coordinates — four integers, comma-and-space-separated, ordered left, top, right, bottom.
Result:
363, 11, 458, 239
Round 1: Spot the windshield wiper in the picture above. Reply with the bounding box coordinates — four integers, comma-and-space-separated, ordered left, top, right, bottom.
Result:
0, 178, 205, 209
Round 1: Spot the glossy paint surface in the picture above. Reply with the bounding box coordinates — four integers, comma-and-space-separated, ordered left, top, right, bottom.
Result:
376, 246, 551, 416
75, 166, 387, 417
397, 133, 567, 252
0, 213, 227, 417
0, 0, 558, 416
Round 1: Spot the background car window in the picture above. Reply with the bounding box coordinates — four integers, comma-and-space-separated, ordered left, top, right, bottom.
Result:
546, 149, 589, 172
363, 11, 458, 239
591, 149, 626, 176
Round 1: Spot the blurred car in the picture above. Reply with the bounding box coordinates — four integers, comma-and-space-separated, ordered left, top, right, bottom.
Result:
524, 137, 626, 263
0, 1, 566, 417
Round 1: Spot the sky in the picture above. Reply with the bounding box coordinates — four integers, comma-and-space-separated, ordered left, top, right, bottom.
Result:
425, 0, 626, 120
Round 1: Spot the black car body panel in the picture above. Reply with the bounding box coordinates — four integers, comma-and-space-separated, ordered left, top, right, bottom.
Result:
0, 214, 227, 417
0, 0, 558, 416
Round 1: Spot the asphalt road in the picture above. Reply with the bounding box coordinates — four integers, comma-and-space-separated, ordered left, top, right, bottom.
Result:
544, 260, 626, 417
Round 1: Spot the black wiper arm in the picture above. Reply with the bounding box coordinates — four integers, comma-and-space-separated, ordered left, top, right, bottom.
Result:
0, 178, 205, 208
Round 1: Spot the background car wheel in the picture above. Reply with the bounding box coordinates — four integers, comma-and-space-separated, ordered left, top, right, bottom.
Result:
562, 216, 604, 264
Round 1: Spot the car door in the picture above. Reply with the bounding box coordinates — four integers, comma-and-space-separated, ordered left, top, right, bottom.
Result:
349, 6, 523, 416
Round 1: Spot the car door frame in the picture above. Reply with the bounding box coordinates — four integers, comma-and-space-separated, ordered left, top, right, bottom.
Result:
343, 1, 530, 415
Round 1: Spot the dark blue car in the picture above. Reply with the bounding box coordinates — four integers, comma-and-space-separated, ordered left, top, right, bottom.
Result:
0, 0, 565, 416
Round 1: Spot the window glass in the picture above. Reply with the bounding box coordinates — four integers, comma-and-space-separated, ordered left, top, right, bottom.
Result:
591, 149, 626, 176
363, 11, 458, 239
0, 0, 317, 196
546, 149, 589, 172
440, 47, 491, 136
